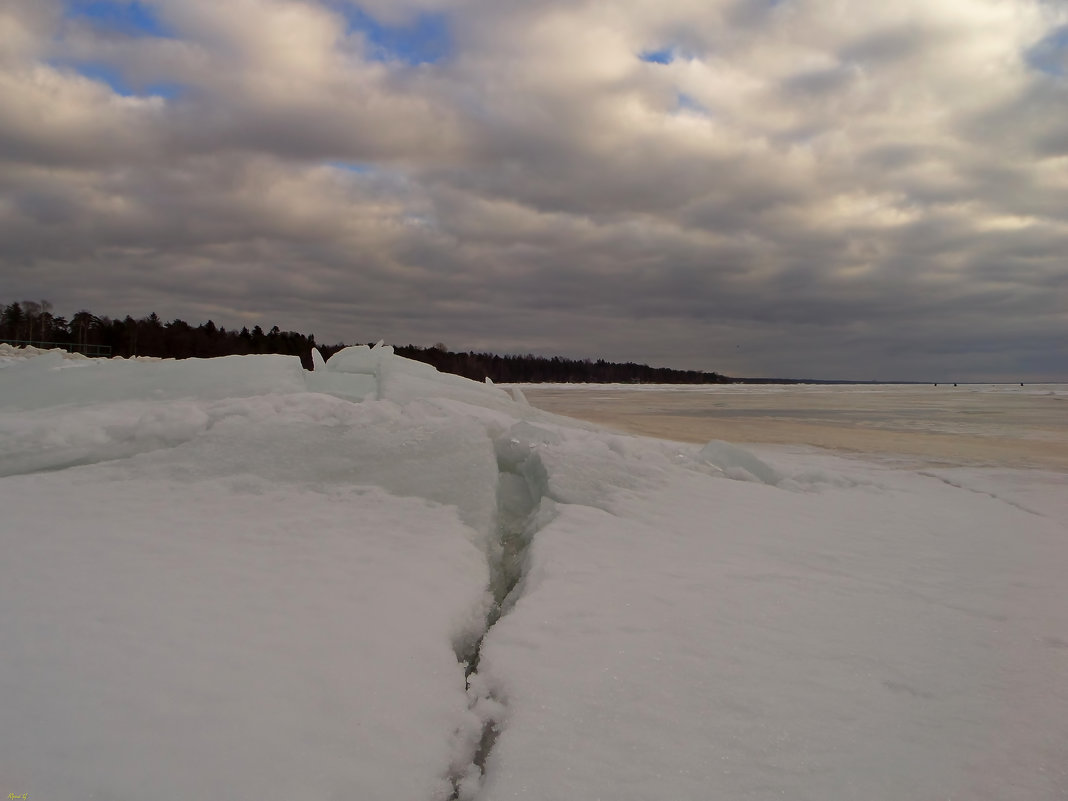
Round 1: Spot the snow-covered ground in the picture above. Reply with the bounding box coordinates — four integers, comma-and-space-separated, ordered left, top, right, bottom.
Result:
1, 347, 1066, 800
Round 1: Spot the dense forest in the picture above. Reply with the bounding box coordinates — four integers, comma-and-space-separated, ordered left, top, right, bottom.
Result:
0, 301, 728, 384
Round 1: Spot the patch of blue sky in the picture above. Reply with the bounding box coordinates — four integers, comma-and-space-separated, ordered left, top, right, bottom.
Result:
139, 82, 183, 99
675, 93, 709, 115
327, 161, 377, 174
1026, 25, 1068, 77
63, 1, 172, 38
61, 61, 181, 98
339, 5, 451, 65
640, 47, 675, 65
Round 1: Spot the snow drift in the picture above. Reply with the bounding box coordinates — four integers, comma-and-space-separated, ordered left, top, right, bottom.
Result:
1, 347, 1066, 801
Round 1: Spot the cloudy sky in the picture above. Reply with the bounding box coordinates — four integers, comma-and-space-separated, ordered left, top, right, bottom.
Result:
1, 0, 1066, 380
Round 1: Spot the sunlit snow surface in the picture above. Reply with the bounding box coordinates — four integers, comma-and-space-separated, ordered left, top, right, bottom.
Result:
1, 346, 1066, 800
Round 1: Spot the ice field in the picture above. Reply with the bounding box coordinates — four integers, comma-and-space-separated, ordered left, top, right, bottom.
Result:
521, 382, 1068, 471
1, 345, 1066, 800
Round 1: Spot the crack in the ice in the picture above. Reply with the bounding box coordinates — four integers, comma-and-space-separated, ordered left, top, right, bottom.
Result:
918, 471, 1044, 517
444, 423, 558, 801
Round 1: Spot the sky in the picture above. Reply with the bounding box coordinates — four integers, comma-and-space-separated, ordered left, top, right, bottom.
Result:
1, 0, 1066, 381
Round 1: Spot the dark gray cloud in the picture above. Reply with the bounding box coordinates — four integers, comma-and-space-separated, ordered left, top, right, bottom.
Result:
0, 0, 1066, 380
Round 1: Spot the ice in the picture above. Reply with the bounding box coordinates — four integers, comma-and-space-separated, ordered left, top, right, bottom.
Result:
0, 351, 306, 410
311, 343, 516, 409
378, 353, 514, 408
325, 341, 388, 374
0, 398, 215, 476
304, 368, 379, 402
519, 383, 1068, 470
696, 439, 783, 485
1, 350, 1066, 800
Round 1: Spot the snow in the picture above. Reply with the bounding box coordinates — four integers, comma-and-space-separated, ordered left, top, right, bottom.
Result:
1, 476, 486, 800
1, 348, 1066, 800
478, 452, 1068, 801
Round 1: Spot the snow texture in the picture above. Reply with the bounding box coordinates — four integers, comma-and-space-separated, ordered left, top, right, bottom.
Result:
1, 347, 1066, 800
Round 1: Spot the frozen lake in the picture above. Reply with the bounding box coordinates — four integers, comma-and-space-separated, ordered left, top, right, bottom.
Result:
520, 383, 1068, 471
3, 351, 1066, 800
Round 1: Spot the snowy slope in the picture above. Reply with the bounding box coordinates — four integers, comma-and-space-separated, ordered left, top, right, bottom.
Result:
1, 347, 1065, 800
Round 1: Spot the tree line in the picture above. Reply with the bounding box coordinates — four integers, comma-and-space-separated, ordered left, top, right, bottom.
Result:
1, 300, 321, 368
1, 301, 728, 383
392, 346, 727, 384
